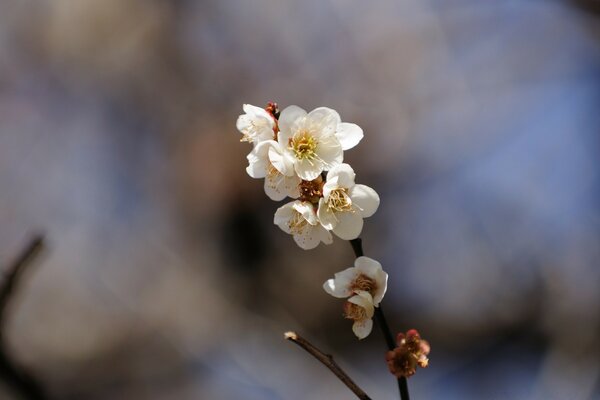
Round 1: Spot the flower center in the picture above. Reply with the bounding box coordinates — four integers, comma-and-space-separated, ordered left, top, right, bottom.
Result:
299, 177, 324, 204
290, 131, 318, 160
343, 302, 367, 321
326, 188, 353, 212
350, 274, 376, 294
288, 211, 308, 234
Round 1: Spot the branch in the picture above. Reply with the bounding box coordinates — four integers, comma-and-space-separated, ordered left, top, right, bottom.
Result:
0, 234, 48, 400
0, 235, 44, 325
284, 331, 372, 400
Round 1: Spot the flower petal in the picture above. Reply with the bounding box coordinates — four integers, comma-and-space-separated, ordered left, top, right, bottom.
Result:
354, 257, 388, 305
268, 145, 291, 176
350, 184, 380, 218
336, 122, 363, 150
273, 203, 295, 233
348, 291, 375, 317
316, 136, 343, 171
293, 201, 318, 225
323, 267, 358, 298
307, 107, 340, 136
293, 226, 320, 250
332, 212, 364, 240
294, 157, 323, 181
278, 105, 306, 144
264, 175, 287, 201
326, 163, 356, 189
317, 198, 338, 230
352, 318, 373, 340
354, 256, 381, 277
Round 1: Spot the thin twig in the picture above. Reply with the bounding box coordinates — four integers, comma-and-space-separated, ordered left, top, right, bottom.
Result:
284, 331, 372, 400
0, 234, 48, 400
349, 238, 410, 400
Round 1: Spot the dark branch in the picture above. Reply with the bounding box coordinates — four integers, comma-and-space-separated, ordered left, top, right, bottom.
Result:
284, 331, 372, 400
0, 234, 48, 400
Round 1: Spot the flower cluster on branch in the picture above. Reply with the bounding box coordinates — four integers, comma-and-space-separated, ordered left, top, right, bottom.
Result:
238, 102, 379, 249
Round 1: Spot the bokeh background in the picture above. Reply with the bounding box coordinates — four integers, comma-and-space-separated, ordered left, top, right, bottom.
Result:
1, 0, 599, 399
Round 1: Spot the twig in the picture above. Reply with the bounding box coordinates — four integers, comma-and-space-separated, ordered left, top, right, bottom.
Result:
350, 238, 410, 400
284, 331, 372, 400
0, 234, 48, 400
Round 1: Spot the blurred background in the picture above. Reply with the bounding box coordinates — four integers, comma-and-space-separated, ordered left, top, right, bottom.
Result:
0, 0, 599, 399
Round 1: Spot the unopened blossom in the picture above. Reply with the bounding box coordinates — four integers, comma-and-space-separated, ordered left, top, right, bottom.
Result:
386, 329, 430, 378
343, 291, 375, 339
236, 104, 277, 145
317, 163, 379, 240
246, 140, 301, 201
274, 200, 333, 250
277, 106, 363, 181
323, 256, 388, 306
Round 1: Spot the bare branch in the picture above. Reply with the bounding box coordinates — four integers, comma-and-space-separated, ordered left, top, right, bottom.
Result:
284, 331, 372, 400
0, 234, 48, 400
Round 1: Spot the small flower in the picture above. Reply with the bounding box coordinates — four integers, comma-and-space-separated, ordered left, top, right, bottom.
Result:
236, 104, 277, 145
246, 140, 301, 201
323, 256, 388, 306
343, 291, 375, 339
277, 106, 363, 181
386, 329, 430, 378
317, 163, 379, 240
274, 200, 333, 250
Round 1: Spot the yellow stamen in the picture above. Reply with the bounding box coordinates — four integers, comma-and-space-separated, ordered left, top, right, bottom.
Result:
327, 188, 353, 212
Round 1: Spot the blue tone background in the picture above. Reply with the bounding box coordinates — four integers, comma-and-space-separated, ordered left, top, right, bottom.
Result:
0, 1, 599, 399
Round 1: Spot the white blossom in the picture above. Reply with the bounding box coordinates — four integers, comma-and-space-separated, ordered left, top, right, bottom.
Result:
323, 256, 388, 306
274, 200, 333, 250
277, 106, 363, 181
246, 140, 301, 201
344, 291, 375, 339
317, 163, 379, 240
236, 104, 276, 145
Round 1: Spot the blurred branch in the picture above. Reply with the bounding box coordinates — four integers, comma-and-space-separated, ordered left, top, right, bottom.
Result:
284, 331, 371, 400
0, 234, 48, 400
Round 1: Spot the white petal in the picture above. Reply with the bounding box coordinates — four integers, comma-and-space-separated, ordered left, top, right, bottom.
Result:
278, 105, 306, 143
354, 257, 387, 305
373, 270, 388, 306
268, 145, 290, 176
246, 140, 277, 178
317, 198, 338, 230
283, 175, 301, 199
294, 157, 323, 181
336, 122, 363, 150
352, 318, 373, 340
350, 184, 380, 218
332, 212, 364, 240
293, 226, 320, 250
307, 107, 341, 136
246, 153, 267, 178
293, 201, 318, 225
316, 136, 343, 171
273, 203, 296, 233
319, 227, 334, 245
326, 163, 356, 189
348, 291, 375, 318
354, 256, 382, 277
264, 175, 287, 201
323, 267, 358, 298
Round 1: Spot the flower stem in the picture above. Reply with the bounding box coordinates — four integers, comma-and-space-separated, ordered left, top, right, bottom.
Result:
349, 238, 410, 400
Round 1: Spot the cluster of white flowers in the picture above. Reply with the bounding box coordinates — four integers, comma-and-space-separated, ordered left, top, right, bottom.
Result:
237, 102, 380, 250
237, 102, 388, 339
